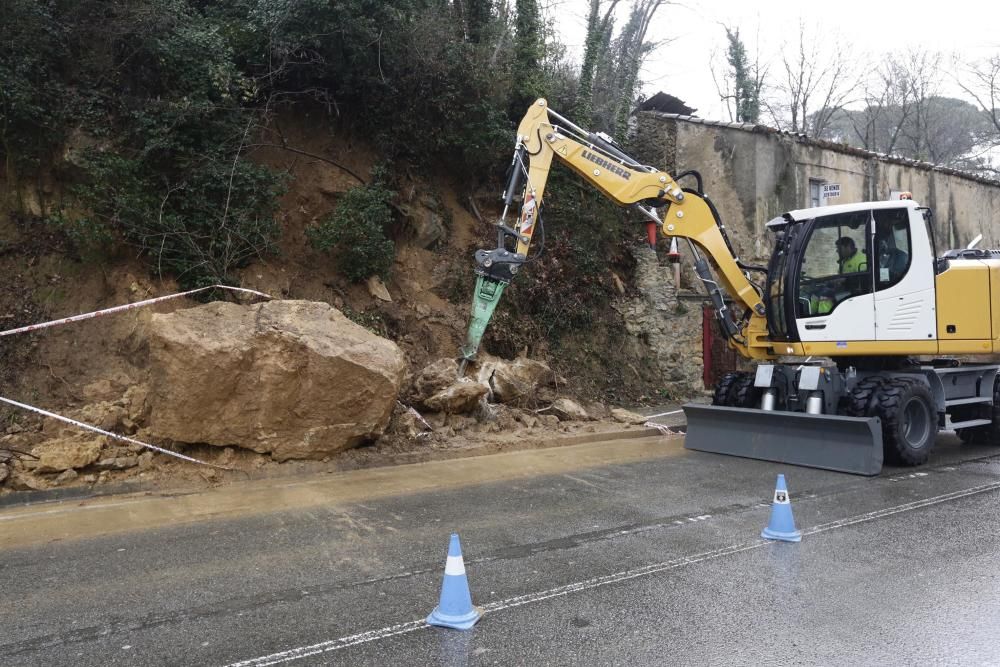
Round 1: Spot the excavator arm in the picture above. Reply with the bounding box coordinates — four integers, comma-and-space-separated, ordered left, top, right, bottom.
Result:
460, 99, 775, 369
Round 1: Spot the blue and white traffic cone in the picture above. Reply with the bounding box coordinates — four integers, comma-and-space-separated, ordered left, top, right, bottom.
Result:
761, 474, 802, 542
427, 533, 481, 630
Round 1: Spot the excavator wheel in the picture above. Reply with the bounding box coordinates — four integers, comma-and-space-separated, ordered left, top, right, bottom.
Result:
956, 378, 1000, 445
841, 376, 888, 418
871, 378, 939, 466
731, 374, 763, 408
712, 371, 749, 407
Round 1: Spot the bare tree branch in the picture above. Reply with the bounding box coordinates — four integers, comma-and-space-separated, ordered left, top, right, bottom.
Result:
248, 143, 366, 185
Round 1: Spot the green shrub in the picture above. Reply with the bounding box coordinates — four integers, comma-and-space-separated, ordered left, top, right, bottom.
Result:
308, 183, 396, 283
30, 0, 288, 288
0, 0, 73, 174
73, 151, 284, 287
1, 0, 587, 288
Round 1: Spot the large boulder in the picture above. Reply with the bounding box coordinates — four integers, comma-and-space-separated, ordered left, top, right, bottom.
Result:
386, 403, 432, 439
610, 408, 646, 425
397, 196, 446, 249
549, 398, 592, 422
409, 358, 460, 406
146, 300, 406, 461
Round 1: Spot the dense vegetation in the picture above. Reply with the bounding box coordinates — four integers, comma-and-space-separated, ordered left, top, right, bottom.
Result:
1, 0, 664, 367
1, 0, 659, 292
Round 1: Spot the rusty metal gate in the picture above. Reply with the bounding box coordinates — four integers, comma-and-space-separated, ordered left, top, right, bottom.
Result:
702, 304, 742, 390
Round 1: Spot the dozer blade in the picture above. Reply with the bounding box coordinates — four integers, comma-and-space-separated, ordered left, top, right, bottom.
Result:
682, 404, 884, 476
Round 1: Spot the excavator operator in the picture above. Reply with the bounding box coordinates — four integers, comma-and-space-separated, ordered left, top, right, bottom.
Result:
807, 236, 868, 316
836, 236, 867, 274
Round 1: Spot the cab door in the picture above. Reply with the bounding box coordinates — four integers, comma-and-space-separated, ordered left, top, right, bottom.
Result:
792, 209, 876, 342
873, 207, 937, 341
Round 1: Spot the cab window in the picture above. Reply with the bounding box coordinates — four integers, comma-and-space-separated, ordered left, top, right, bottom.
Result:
796, 210, 872, 318
873, 208, 911, 291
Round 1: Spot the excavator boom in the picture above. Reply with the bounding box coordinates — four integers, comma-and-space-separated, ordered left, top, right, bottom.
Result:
460, 99, 769, 366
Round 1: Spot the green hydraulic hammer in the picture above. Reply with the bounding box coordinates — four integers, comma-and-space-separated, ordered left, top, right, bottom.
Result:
459, 275, 506, 374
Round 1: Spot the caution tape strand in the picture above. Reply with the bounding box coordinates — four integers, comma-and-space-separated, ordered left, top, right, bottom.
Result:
0, 284, 272, 338
0, 395, 230, 470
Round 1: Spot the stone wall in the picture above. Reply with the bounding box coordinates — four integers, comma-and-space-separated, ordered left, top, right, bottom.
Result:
613, 246, 704, 398
624, 111, 1000, 394
635, 112, 1000, 262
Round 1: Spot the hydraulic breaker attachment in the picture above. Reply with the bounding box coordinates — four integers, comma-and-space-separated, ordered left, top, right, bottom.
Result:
682, 404, 884, 476
459, 275, 507, 374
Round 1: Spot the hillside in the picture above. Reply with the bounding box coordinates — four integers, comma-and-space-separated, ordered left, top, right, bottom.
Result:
0, 110, 684, 493
0, 1, 692, 494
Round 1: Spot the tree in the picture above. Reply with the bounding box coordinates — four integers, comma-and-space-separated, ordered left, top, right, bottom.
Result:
767, 22, 855, 138
822, 96, 986, 167
894, 50, 942, 161
575, 0, 620, 123
832, 55, 917, 154
721, 27, 762, 123
611, 0, 667, 140
463, 0, 494, 43
957, 54, 1000, 175
510, 0, 545, 115
817, 49, 988, 168
584, 0, 669, 139
0, 0, 71, 197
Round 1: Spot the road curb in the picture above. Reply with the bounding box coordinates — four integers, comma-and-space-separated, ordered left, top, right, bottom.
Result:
0, 426, 670, 508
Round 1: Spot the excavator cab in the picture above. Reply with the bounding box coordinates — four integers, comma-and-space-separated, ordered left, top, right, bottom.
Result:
763, 202, 935, 347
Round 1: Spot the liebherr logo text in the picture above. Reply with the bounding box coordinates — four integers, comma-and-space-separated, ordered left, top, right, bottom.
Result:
581, 150, 631, 180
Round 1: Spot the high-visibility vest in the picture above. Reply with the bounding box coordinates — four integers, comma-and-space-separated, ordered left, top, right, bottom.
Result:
809, 295, 834, 315
840, 251, 867, 274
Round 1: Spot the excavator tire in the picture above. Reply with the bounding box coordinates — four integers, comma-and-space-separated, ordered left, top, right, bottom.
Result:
712, 371, 749, 407
731, 374, 762, 409
871, 378, 938, 466
956, 378, 1000, 445
841, 376, 888, 418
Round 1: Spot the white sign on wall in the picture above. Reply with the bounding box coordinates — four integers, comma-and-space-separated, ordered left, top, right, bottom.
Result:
822, 183, 841, 200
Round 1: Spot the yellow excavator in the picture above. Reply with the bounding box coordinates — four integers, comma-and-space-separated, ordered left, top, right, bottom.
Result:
460, 99, 1000, 475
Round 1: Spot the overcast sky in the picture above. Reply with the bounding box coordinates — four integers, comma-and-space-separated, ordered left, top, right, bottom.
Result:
545, 0, 1000, 122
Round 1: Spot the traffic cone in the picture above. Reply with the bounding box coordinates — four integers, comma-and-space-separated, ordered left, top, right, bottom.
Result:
667, 237, 681, 263
427, 533, 481, 630
761, 474, 802, 542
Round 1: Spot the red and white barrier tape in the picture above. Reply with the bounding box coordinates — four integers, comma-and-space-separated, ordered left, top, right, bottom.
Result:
644, 421, 681, 435
0, 284, 272, 338
0, 395, 229, 470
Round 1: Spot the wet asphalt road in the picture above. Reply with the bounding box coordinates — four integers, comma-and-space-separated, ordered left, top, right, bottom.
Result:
4, 433, 1000, 666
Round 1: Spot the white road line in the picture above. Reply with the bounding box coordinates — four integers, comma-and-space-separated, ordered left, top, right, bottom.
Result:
224, 479, 1000, 667
805, 480, 1000, 536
